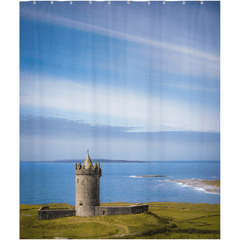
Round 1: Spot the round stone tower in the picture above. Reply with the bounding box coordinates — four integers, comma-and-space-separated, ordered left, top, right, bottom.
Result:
75, 151, 102, 217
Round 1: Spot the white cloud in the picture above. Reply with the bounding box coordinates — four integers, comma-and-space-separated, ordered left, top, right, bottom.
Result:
20, 73, 220, 132
21, 8, 219, 63
161, 82, 218, 92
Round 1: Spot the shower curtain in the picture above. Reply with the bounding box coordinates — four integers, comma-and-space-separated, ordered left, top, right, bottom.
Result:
20, 1, 220, 238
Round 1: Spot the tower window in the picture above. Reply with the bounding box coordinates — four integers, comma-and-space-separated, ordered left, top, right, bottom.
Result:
77, 179, 79, 183
79, 201, 83, 206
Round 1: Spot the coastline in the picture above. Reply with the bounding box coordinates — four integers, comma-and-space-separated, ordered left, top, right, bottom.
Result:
167, 179, 220, 194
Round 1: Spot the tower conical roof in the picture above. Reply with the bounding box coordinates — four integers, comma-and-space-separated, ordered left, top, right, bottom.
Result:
83, 151, 93, 169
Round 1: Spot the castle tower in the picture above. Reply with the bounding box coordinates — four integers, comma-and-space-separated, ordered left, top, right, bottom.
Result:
75, 151, 102, 217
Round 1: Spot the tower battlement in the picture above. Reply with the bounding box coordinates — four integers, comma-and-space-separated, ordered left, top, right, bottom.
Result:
75, 163, 101, 177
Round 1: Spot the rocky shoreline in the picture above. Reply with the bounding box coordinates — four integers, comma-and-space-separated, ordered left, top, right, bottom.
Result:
167, 179, 220, 194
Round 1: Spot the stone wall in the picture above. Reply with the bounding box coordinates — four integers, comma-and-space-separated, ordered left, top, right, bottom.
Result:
38, 207, 76, 220
77, 205, 96, 217
75, 174, 100, 217
130, 204, 149, 214
95, 204, 148, 216
38, 204, 148, 220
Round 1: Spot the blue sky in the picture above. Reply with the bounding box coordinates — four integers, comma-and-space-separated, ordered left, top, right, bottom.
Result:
20, 1, 220, 161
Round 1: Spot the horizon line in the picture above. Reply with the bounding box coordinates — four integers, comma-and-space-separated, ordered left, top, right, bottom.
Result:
20, 159, 220, 163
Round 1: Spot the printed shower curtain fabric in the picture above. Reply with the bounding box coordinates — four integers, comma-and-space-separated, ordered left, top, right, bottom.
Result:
20, 1, 220, 238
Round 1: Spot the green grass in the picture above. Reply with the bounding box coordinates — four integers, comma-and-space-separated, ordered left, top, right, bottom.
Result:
20, 202, 220, 239
202, 180, 220, 188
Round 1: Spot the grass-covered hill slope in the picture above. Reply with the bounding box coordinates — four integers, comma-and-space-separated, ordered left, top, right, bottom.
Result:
20, 202, 220, 239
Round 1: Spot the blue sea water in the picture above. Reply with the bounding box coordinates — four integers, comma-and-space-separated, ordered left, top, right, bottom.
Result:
20, 161, 220, 205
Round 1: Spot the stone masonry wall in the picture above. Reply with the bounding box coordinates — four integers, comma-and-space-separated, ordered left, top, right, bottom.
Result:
95, 204, 148, 216
77, 205, 95, 217
75, 164, 101, 217
38, 207, 76, 220
38, 204, 148, 220
75, 174, 100, 217
130, 204, 149, 214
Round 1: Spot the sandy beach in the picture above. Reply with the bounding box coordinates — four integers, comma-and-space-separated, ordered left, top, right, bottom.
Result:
168, 179, 220, 194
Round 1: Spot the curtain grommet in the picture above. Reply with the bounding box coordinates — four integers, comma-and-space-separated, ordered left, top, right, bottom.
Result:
70, 1, 73, 4
33, 1, 36, 4
182, 1, 185, 4
148, 1, 150, 5
89, 0, 92, 4
51, 1, 54, 4
201, 1, 204, 4
163, 1, 166, 4
127, 0, 130, 4
108, 1, 111, 4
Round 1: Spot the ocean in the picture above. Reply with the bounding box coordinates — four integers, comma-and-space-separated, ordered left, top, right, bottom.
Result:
20, 161, 220, 205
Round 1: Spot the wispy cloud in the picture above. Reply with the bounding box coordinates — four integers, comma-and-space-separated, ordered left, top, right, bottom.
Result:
20, 115, 220, 161
21, 8, 219, 63
161, 82, 219, 92
20, 73, 220, 132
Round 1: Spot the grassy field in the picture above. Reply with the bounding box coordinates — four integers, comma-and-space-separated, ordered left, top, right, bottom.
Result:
202, 180, 220, 188
20, 202, 220, 239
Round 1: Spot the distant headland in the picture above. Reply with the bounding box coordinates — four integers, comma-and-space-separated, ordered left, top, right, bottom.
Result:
21, 159, 158, 163
20, 160, 220, 163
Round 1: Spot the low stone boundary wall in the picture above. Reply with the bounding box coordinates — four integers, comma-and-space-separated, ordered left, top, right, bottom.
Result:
130, 204, 149, 214
38, 204, 148, 220
95, 204, 148, 216
38, 206, 76, 220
